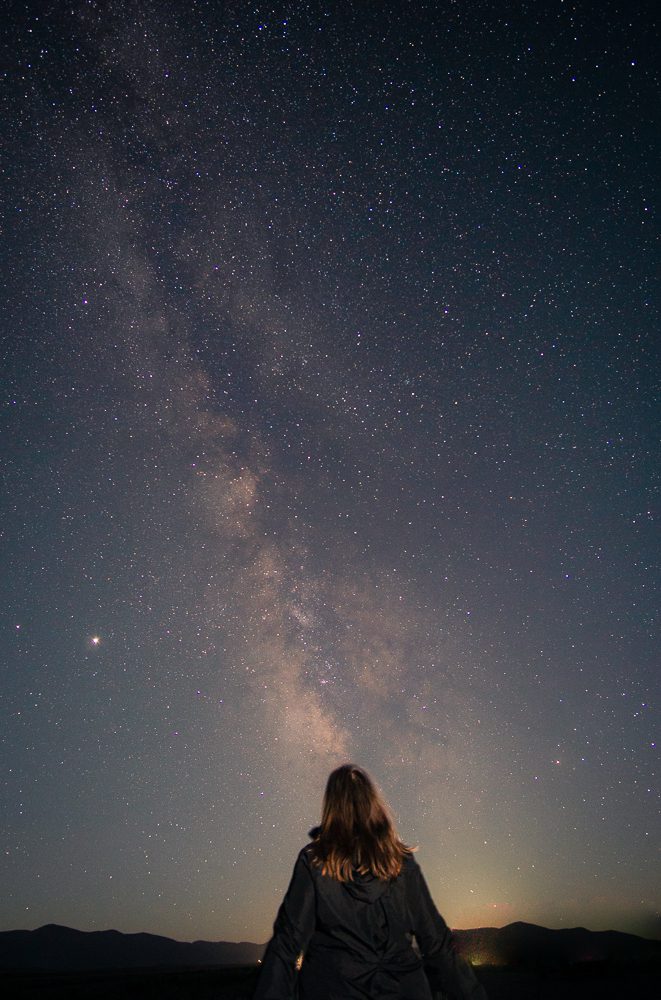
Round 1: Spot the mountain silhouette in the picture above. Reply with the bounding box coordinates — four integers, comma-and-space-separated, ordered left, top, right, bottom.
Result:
0, 921, 659, 972
0, 924, 263, 971
453, 921, 661, 967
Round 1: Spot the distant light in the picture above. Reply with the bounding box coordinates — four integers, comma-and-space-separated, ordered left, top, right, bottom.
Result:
91, 636, 101, 646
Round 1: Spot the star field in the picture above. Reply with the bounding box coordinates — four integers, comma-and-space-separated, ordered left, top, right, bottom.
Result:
1, 0, 659, 943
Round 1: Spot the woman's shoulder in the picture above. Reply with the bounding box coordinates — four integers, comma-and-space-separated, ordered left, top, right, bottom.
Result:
399, 850, 422, 878
301, 826, 322, 860
296, 837, 319, 867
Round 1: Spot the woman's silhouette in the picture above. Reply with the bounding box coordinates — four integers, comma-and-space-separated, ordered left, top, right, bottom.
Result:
254, 763, 487, 999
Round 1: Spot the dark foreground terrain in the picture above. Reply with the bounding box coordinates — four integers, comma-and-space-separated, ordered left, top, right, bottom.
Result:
2, 925, 659, 997
2, 962, 660, 1000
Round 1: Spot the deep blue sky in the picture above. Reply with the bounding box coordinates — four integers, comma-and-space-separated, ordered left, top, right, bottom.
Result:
1, 0, 658, 942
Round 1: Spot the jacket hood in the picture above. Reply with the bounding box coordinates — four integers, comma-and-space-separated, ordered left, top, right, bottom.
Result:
307, 827, 390, 903
342, 870, 390, 903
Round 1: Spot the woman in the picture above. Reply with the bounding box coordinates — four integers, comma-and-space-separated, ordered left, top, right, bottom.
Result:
254, 763, 487, 999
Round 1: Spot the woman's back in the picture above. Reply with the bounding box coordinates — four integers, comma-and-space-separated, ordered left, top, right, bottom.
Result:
253, 765, 487, 1000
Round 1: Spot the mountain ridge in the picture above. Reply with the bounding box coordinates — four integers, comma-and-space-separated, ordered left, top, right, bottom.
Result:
0, 921, 659, 972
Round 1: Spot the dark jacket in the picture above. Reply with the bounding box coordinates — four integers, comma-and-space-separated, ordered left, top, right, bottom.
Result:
254, 842, 487, 1000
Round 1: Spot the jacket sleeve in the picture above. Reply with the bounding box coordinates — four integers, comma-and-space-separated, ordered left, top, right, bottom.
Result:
406, 859, 488, 1000
253, 851, 316, 999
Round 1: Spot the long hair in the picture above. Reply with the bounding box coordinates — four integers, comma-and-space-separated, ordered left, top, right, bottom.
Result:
309, 764, 413, 881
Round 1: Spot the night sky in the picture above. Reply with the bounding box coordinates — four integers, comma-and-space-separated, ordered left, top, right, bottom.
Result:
1, 1, 659, 945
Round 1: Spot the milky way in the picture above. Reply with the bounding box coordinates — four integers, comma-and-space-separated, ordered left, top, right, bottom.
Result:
1, 1, 658, 942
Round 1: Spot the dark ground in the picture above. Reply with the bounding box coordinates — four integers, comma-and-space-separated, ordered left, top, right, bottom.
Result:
477, 962, 661, 999
2, 963, 660, 999
1, 965, 257, 999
